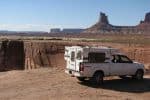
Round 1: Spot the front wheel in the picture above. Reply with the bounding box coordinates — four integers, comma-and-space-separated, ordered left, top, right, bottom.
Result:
92, 72, 104, 85
133, 70, 144, 80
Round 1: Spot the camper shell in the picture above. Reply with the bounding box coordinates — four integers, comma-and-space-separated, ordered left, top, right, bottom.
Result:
65, 46, 121, 72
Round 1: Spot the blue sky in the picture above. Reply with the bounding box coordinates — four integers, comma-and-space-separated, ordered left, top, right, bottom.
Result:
0, 0, 150, 31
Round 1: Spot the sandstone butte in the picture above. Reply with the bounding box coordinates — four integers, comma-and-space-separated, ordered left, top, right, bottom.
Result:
83, 12, 150, 34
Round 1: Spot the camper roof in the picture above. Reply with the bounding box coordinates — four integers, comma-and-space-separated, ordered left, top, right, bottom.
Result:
68, 46, 117, 50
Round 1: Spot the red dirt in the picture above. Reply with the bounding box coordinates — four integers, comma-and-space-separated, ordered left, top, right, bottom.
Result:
0, 67, 150, 100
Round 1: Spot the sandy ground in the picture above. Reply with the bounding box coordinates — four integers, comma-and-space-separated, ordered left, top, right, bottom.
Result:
0, 67, 150, 100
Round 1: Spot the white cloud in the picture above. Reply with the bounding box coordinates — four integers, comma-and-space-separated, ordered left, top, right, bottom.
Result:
0, 24, 54, 32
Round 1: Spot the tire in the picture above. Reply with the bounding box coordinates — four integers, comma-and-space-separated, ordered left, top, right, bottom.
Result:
134, 70, 144, 80
92, 72, 104, 85
77, 77, 86, 82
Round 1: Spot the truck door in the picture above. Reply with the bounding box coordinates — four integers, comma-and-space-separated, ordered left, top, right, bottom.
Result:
110, 55, 123, 75
110, 55, 137, 75
118, 55, 137, 75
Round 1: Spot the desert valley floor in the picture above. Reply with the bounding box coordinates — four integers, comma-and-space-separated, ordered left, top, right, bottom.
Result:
0, 67, 150, 100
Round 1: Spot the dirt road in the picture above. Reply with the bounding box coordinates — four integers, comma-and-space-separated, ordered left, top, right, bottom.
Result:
0, 68, 150, 100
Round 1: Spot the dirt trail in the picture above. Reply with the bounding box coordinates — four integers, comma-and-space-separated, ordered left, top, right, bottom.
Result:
0, 67, 150, 100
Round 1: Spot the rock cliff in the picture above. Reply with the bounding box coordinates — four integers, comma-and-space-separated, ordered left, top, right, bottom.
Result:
0, 40, 149, 71
84, 12, 150, 34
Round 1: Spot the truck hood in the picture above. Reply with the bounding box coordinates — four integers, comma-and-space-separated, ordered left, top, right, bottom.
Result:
133, 61, 142, 64
133, 61, 144, 68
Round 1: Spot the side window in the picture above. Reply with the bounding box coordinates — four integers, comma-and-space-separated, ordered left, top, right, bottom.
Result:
71, 51, 75, 62
76, 51, 82, 60
112, 55, 120, 63
112, 55, 132, 63
120, 55, 132, 63
88, 52, 106, 63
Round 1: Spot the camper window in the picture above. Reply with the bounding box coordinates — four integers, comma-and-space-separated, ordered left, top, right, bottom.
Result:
71, 51, 75, 61
76, 51, 82, 60
88, 52, 106, 63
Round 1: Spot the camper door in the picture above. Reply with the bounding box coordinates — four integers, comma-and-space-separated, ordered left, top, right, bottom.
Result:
69, 48, 83, 71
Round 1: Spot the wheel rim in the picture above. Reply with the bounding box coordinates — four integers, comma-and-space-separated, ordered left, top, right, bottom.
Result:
96, 74, 102, 83
137, 71, 143, 80
96, 75, 100, 83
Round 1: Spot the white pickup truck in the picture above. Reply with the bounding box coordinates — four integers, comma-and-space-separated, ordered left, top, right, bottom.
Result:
65, 46, 145, 84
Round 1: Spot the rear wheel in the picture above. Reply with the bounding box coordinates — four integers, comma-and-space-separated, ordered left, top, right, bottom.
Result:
133, 70, 144, 80
77, 77, 86, 82
92, 72, 104, 85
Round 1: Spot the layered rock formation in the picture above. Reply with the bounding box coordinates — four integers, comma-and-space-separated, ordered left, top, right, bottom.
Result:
84, 12, 150, 34
0, 40, 25, 71
0, 41, 66, 71
85, 12, 112, 32
24, 42, 65, 70
0, 40, 149, 71
144, 12, 150, 23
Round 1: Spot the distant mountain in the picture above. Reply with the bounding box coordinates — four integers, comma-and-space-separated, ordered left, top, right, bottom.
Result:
0, 30, 48, 34
83, 12, 150, 34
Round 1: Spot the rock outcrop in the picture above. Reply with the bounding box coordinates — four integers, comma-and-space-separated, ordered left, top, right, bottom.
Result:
84, 12, 150, 34
84, 12, 112, 33
24, 42, 65, 70
137, 12, 150, 31
99, 12, 109, 24
0, 40, 149, 71
0, 40, 66, 71
144, 12, 150, 23
0, 40, 25, 71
